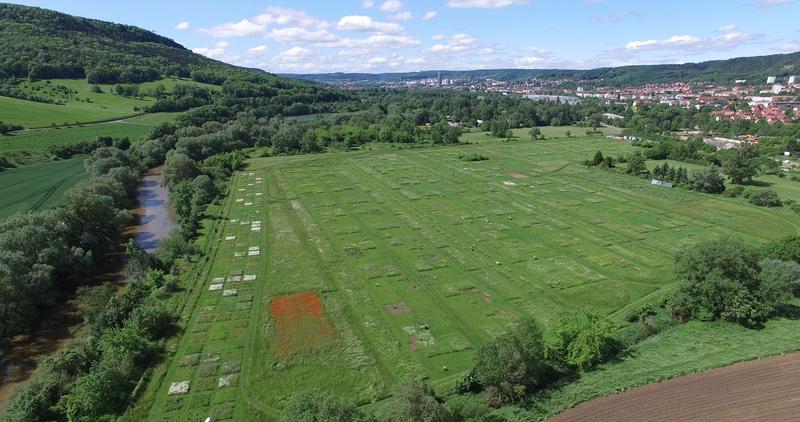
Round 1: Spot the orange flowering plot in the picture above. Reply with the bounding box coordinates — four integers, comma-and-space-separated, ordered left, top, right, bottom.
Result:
269, 292, 337, 356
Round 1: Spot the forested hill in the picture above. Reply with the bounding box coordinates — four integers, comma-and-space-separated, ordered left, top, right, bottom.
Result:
0, 2, 232, 81
284, 51, 800, 86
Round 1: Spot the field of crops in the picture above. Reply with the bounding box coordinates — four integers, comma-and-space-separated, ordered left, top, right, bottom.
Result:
0, 158, 87, 218
0, 112, 179, 164
140, 133, 800, 420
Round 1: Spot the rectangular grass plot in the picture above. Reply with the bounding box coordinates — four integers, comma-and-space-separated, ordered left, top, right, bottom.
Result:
270, 292, 337, 356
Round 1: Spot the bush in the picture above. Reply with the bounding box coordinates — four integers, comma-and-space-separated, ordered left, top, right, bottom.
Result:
282, 390, 372, 422
468, 318, 552, 405
671, 236, 792, 326
459, 153, 488, 162
748, 189, 782, 207
545, 311, 615, 372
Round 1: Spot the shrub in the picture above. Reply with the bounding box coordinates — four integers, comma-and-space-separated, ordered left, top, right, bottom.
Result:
545, 310, 615, 372
748, 189, 782, 207
459, 153, 488, 162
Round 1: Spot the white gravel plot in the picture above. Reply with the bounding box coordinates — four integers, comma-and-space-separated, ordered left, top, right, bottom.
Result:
234, 252, 244, 257
236, 198, 244, 202
247, 183, 254, 186
251, 227, 261, 232
228, 275, 242, 282
212, 277, 224, 284
218, 374, 236, 388
248, 172, 254, 176
225, 235, 236, 241
223, 289, 238, 297
244, 202, 253, 206
243, 274, 256, 281
248, 246, 260, 256
238, 188, 245, 192
255, 192, 263, 196
230, 219, 239, 223
168, 380, 190, 395
240, 221, 250, 225
209, 283, 223, 291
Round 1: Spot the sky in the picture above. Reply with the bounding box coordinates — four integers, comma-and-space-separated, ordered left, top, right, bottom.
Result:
11, 0, 800, 74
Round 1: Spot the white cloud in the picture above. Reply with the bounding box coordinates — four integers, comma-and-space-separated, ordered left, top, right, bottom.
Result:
755, 0, 794, 7
626, 35, 700, 50
266, 27, 339, 45
253, 6, 328, 29
192, 47, 226, 59
279, 46, 313, 60
428, 33, 479, 53
336, 15, 404, 33
380, 0, 404, 12
718, 24, 737, 32
390, 11, 413, 20
175, 21, 190, 30
362, 0, 374, 7
216, 41, 229, 48
248, 45, 268, 53
200, 19, 266, 37
423, 11, 438, 20
447, 0, 527, 8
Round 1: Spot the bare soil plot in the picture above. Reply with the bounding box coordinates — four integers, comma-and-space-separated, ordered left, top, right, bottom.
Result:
549, 352, 800, 422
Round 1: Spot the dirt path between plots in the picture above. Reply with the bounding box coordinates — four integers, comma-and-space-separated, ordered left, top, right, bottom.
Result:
548, 352, 800, 422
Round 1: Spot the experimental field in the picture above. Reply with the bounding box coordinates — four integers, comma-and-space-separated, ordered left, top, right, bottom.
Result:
144, 134, 800, 420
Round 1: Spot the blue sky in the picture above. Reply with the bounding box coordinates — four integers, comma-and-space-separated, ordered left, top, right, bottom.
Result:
11, 0, 800, 73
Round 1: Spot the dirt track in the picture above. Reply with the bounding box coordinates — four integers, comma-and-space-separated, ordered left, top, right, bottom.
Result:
549, 353, 800, 422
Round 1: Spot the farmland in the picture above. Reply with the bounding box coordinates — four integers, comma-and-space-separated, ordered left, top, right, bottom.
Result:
0, 77, 214, 128
0, 112, 179, 165
0, 158, 88, 218
137, 133, 800, 420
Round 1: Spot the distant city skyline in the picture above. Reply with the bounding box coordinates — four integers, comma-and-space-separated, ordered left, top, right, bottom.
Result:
11, 0, 800, 73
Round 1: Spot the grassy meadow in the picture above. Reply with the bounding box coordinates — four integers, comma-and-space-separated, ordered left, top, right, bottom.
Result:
0, 158, 87, 218
0, 112, 178, 164
135, 131, 800, 420
0, 77, 210, 128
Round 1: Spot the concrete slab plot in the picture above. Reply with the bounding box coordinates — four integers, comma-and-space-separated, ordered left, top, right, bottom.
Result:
243, 274, 256, 281
209, 283, 223, 291
223, 289, 238, 297
168, 381, 190, 395
228, 275, 242, 282
225, 236, 236, 241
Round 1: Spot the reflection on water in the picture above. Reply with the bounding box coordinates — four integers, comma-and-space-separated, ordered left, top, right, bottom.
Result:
124, 167, 178, 253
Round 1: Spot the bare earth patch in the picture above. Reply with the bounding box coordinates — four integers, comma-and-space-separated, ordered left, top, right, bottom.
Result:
385, 301, 410, 315
506, 172, 528, 179
548, 352, 800, 421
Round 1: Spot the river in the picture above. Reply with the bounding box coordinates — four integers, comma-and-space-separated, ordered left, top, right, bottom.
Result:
123, 166, 179, 253
0, 167, 177, 406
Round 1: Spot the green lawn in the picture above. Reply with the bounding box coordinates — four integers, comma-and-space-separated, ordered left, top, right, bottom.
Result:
135, 133, 800, 421
0, 158, 88, 218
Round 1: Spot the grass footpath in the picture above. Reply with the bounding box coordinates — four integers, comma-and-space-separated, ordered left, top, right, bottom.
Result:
133, 133, 800, 420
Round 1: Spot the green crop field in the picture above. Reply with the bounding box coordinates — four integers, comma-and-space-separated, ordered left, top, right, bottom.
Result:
138, 133, 800, 421
0, 112, 179, 165
0, 77, 212, 128
0, 158, 87, 218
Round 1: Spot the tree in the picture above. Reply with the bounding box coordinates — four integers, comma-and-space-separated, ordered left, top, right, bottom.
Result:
762, 235, 800, 264
282, 390, 372, 422
625, 152, 649, 176
384, 380, 452, 422
162, 152, 199, 188
671, 236, 789, 326
469, 317, 552, 405
689, 166, 726, 194
590, 150, 604, 166
723, 144, 760, 184
748, 189, 782, 207
759, 259, 800, 299
529, 128, 541, 139
545, 311, 615, 372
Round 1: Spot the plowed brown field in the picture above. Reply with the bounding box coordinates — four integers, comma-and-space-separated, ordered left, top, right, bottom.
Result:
549, 352, 800, 422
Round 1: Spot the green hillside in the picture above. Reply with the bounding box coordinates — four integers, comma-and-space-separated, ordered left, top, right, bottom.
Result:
286, 51, 800, 86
